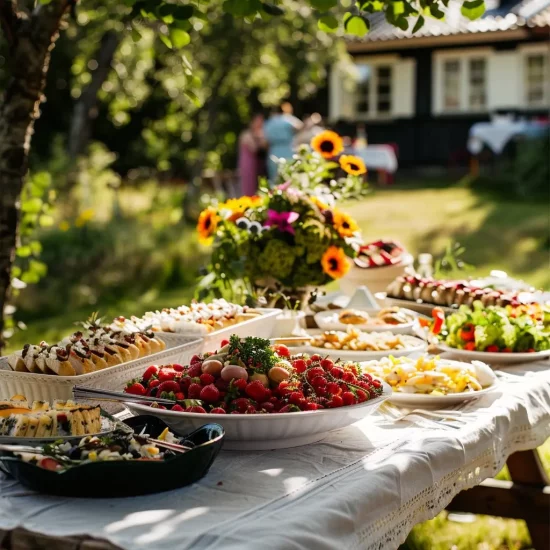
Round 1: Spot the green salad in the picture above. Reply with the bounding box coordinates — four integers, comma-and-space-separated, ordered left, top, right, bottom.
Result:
437, 302, 550, 353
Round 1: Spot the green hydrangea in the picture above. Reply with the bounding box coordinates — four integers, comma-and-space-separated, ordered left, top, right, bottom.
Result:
292, 259, 328, 288
295, 226, 330, 264
257, 239, 296, 280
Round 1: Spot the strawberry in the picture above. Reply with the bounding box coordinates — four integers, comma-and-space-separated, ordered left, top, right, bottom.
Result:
304, 402, 320, 411
259, 402, 275, 413
171, 404, 185, 412
310, 354, 322, 362
326, 382, 341, 396
157, 380, 180, 394
200, 373, 215, 385
187, 363, 202, 378
231, 397, 251, 413
148, 379, 160, 389
233, 378, 247, 391
292, 358, 307, 373
245, 380, 267, 402
190, 354, 201, 364
175, 392, 185, 401
186, 406, 206, 413
200, 384, 220, 403
342, 392, 356, 406
320, 358, 334, 371
126, 382, 146, 396
311, 376, 327, 388
158, 369, 177, 382
328, 395, 343, 408
306, 367, 325, 381
142, 365, 159, 382
278, 404, 299, 413
215, 378, 229, 391
330, 367, 344, 379
172, 363, 185, 372
271, 344, 290, 358
179, 376, 192, 391
188, 383, 202, 399
220, 339, 230, 347
356, 389, 368, 403
210, 407, 226, 414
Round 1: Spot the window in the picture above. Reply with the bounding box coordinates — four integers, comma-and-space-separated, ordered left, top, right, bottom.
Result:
435, 52, 488, 113
355, 63, 393, 118
525, 54, 548, 107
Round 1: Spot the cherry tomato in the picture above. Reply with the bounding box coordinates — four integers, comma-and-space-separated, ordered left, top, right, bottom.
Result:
464, 342, 476, 351
431, 308, 445, 335
271, 344, 290, 358
459, 324, 475, 342
486, 345, 499, 353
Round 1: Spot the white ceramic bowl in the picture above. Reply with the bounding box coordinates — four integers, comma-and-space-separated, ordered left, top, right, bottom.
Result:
314, 307, 418, 334
125, 381, 391, 450
438, 345, 550, 365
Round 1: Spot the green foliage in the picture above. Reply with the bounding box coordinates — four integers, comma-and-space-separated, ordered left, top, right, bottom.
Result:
434, 241, 474, 279
461, 0, 486, 20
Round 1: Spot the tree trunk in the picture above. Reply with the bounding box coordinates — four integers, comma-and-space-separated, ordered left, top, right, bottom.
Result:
0, 0, 70, 352
68, 30, 120, 159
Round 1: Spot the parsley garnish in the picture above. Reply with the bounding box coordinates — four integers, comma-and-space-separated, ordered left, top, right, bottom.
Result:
228, 335, 277, 374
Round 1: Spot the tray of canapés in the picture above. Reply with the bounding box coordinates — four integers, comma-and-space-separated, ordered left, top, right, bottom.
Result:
0, 412, 224, 497
111, 336, 391, 450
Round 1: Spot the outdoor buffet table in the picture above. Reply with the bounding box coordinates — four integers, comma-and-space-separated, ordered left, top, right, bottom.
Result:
0, 359, 549, 550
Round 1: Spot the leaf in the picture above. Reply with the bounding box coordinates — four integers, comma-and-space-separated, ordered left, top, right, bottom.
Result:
318, 15, 339, 32
21, 271, 40, 285
29, 259, 48, 278
310, 0, 338, 11
461, 0, 485, 20
169, 28, 190, 48
392, 1, 405, 16
184, 89, 202, 107
261, 2, 285, 15
223, 0, 260, 16
344, 13, 370, 36
159, 34, 172, 49
21, 197, 42, 214
131, 28, 142, 43
16, 246, 32, 258
29, 241, 43, 255
396, 15, 409, 30
412, 15, 425, 32
11, 266, 21, 278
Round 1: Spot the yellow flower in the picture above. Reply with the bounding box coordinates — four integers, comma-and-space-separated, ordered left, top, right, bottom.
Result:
333, 210, 359, 238
219, 196, 261, 222
75, 208, 95, 228
310, 196, 330, 212
59, 221, 70, 232
339, 155, 367, 176
197, 207, 218, 242
321, 246, 350, 279
311, 130, 344, 159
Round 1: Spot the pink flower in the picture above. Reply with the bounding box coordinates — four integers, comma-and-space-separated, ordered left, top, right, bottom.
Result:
276, 181, 292, 191
264, 209, 300, 235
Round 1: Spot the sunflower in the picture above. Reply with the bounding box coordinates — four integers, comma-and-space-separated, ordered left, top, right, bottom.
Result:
310, 196, 330, 212
321, 246, 350, 279
339, 155, 367, 176
219, 196, 257, 222
197, 207, 218, 242
311, 131, 344, 159
333, 210, 359, 238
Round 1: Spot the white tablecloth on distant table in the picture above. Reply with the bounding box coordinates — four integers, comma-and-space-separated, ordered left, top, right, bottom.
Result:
355, 145, 398, 173
1, 360, 549, 550
468, 120, 535, 154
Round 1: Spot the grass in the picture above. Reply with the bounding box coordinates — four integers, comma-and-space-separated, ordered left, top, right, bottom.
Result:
4, 177, 550, 548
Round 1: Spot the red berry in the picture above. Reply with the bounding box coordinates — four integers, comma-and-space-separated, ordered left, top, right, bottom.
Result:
233, 378, 247, 391
187, 363, 202, 378
200, 373, 215, 385
356, 390, 368, 403
259, 402, 275, 413
179, 376, 192, 391
190, 354, 201, 364
326, 382, 341, 395
215, 378, 229, 391
157, 380, 180, 394
342, 392, 356, 406
186, 406, 206, 413
172, 363, 184, 372
304, 402, 320, 411
175, 392, 185, 401
289, 391, 305, 406
320, 358, 334, 370
362, 372, 373, 382
148, 379, 160, 389
245, 381, 267, 402
200, 384, 220, 403
171, 404, 185, 412
328, 395, 344, 408
272, 344, 290, 358
292, 358, 307, 373
142, 365, 159, 381
307, 367, 325, 381
126, 382, 146, 396
312, 375, 327, 387
330, 367, 344, 379
245, 405, 257, 414
220, 339, 230, 347
342, 372, 356, 383
157, 405, 167, 410
372, 379, 381, 389
210, 407, 226, 414
310, 354, 322, 362
231, 398, 251, 413
188, 383, 202, 399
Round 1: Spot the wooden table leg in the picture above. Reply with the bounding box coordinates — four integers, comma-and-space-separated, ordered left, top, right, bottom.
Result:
446, 449, 550, 550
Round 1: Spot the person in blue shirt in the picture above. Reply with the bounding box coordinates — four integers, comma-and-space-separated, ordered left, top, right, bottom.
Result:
263, 102, 303, 183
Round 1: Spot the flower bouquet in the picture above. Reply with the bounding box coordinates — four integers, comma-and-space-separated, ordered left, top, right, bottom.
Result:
196, 132, 368, 305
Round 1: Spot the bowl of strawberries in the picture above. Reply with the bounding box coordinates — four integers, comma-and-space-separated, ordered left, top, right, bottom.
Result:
123, 335, 391, 450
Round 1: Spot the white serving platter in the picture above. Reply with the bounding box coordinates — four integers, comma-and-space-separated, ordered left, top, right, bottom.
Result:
314, 307, 418, 334
0, 338, 203, 413
125, 381, 391, 451
437, 345, 550, 365
388, 382, 499, 407
153, 308, 281, 352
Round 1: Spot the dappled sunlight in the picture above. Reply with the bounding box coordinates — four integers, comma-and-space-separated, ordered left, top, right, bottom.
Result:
284, 476, 309, 496
105, 509, 174, 533
135, 507, 210, 544
260, 468, 284, 477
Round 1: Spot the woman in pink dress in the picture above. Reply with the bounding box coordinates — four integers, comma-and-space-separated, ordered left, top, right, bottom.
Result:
238, 113, 266, 196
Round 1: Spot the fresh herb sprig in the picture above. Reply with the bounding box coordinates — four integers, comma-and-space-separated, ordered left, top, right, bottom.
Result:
228, 334, 278, 373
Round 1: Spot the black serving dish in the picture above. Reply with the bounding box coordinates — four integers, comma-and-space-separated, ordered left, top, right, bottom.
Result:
0, 415, 224, 497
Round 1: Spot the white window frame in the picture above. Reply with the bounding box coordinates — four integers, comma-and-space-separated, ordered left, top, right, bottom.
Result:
353, 55, 399, 121
433, 48, 492, 115
519, 43, 550, 109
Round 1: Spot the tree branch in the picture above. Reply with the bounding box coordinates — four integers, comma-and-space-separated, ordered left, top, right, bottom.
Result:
0, 0, 19, 47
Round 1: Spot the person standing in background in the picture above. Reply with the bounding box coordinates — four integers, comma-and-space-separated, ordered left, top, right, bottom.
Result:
263, 102, 303, 183
238, 113, 266, 196
293, 113, 324, 148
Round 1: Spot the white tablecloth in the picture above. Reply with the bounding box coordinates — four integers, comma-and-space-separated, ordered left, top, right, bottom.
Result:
0, 360, 549, 550
468, 121, 531, 154
355, 145, 398, 173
